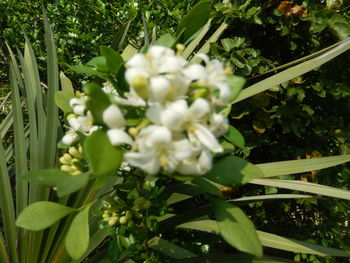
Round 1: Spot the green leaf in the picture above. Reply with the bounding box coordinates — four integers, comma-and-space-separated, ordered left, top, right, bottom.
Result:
84, 130, 123, 176
327, 12, 350, 40
86, 56, 108, 72
179, 220, 350, 257
55, 91, 75, 113
176, 1, 211, 43
16, 201, 75, 231
192, 177, 223, 197
233, 38, 350, 103
205, 156, 265, 186
227, 76, 245, 101
84, 82, 110, 124
59, 71, 74, 93
65, 205, 91, 260
210, 198, 262, 257
148, 237, 196, 259
111, 20, 132, 51
257, 230, 350, 257
70, 65, 110, 79
19, 169, 89, 197
256, 155, 350, 178
224, 126, 245, 149
154, 33, 176, 48
100, 46, 124, 74
172, 254, 290, 263
250, 178, 350, 201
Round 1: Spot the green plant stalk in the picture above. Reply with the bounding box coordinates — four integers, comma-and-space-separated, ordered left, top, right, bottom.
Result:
0, 142, 19, 263
232, 38, 350, 104
0, 233, 10, 263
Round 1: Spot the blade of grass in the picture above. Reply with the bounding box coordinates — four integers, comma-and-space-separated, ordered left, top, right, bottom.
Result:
190, 22, 228, 63
0, 109, 14, 139
0, 233, 10, 263
148, 237, 197, 259
9, 62, 28, 263
179, 220, 350, 257
182, 19, 211, 59
250, 178, 350, 201
43, 11, 59, 170
233, 38, 350, 104
0, 141, 19, 263
256, 155, 350, 178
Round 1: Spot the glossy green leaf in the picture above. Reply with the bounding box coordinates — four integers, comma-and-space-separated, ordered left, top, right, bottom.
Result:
192, 177, 223, 197
84, 82, 110, 124
227, 75, 246, 101
210, 198, 262, 257
100, 46, 124, 74
205, 156, 265, 186
176, 0, 210, 43
65, 205, 91, 260
19, 169, 89, 197
148, 237, 196, 259
154, 33, 176, 48
86, 56, 108, 72
84, 130, 123, 176
250, 178, 350, 201
256, 155, 350, 178
16, 201, 75, 231
224, 126, 245, 149
55, 91, 75, 113
59, 71, 74, 93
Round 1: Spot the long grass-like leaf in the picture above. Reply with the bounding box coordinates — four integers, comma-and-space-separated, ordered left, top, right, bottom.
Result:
148, 237, 197, 259
0, 233, 10, 263
256, 155, 350, 178
179, 220, 350, 257
43, 11, 59, 170
190, 22, 228, 63
250, 179, 350, 201
0, 141, 19, 263
233, 38, 350, 103
182, 19, 211, 59
0, 109, 13, 139
172, 254, 293, 263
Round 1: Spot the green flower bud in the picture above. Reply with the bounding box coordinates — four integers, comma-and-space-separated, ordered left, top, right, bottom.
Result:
132, 75, 149, 99
108, 216, 119, 226
125, 211, 133, 220
119, 216, 128, 224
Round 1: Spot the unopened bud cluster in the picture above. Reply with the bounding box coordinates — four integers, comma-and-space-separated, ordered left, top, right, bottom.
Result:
59, 145, 83, 175
101, 197, 152, 228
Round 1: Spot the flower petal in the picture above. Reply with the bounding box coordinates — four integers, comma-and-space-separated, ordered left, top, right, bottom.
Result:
193, 124, 223, 153
149, 76, 170, 102
173, 139, 193, 160
125, 151, 160, 175
107, 128, 133, 146
182, 64, 206, 80
103, 104, 125, 128
188, 98, 210, 119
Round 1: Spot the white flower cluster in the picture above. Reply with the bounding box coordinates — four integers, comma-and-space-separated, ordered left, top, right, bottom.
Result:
63, 45, 233, 176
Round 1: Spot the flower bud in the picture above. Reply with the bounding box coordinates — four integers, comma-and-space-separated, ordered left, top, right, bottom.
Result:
69, 146, 82, 158
62, 153, 73, 164
132, 75, 149, 99
141, 200, 151, 210
119, 216, 128, 224
108, 216, 119, 226
125, 211, 133, 220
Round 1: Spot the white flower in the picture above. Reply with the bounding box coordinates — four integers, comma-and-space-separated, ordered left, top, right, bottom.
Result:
176, 150, 213, 175
102, 105, 133, 146
183, 54, 232, 105
125, 125, 192, 175
62, 130, 78, 145
102, 82, 117, 94
147, 98, 223, 153
67, 112, 93, 133
70, 97, 87, 115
